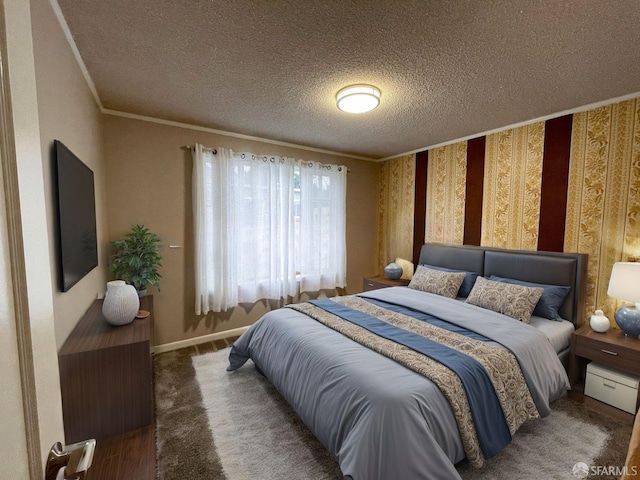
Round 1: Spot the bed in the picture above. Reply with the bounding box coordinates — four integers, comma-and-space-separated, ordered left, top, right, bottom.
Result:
228, 243, 588, 479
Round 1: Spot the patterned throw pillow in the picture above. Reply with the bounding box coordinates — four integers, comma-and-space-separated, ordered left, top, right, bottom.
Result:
422, 264, 479, 297
487, 275, 570, 321
408, 265, 466, 299
466, 276, 544, 323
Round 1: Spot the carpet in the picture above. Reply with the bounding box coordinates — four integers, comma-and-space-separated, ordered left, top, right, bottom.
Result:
155, 347, 633, 480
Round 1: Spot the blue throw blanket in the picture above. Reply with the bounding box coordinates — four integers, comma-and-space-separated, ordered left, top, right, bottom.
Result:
361, 297, 492, 342
308, 298, 512, 459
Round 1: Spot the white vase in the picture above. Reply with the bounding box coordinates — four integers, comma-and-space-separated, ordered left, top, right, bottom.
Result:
102, 280, 140, 326
590, 309, 610, 333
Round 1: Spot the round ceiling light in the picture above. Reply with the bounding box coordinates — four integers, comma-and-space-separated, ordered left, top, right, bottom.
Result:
336, 84, 381, 114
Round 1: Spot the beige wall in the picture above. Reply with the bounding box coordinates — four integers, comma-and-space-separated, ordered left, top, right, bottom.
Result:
103, 115, 379, 346
31, 0, 109, 349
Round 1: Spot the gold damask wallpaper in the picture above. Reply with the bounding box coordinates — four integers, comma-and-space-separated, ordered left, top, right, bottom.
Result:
481, 122, 545, 251
376, 97, 640, 326
564, 98, 640, 320
425, 142, 467, 245
377, 154, 416, 273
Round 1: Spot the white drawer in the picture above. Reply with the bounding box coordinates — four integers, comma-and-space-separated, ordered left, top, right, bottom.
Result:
585, 362, 639, 414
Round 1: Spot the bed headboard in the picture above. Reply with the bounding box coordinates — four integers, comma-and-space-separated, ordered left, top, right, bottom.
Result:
417, 243, 588, 326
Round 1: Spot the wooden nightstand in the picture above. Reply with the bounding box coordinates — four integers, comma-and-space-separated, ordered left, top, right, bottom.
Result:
569, 325, 640, 411
362, 275, 410, 292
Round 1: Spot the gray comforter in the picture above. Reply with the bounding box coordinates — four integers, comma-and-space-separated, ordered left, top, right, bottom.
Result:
228, 287, 570, 480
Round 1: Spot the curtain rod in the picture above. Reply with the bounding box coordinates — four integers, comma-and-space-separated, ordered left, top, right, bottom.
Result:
181, 145, 217, 154
181, 145, 349, 172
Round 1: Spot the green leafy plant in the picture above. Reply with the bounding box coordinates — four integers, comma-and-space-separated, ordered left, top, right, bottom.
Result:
109, 224, 162, 292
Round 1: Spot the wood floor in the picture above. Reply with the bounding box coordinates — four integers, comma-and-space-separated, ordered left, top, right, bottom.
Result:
87, 336, 239, 480
87, 426, 155, 480
568, 385, 635, 425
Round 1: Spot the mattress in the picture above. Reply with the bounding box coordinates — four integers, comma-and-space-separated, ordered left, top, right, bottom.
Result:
528, 316, 575, 354
454, 296, 575, 354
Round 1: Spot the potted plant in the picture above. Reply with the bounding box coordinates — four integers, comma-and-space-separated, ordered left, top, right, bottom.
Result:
109, 224, 162, 297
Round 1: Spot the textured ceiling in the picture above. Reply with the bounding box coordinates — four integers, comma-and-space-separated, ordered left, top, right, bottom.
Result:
56, 0, 640, 160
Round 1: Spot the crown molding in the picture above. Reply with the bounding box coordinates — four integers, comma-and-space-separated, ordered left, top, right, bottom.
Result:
102, 109, 375, 161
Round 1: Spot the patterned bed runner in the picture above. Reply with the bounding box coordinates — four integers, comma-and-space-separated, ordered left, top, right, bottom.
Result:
287, 296, 539, 468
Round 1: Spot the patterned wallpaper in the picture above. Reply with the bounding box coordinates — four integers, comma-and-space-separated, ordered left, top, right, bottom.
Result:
377, 153, 415, 273
564, 98, 640, 319
425, 142, 467, 245
481, 122, 545, 251
376, 96, 640, 323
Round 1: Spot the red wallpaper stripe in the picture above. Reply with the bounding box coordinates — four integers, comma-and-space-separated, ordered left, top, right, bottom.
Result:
537, 114, 573, 252
413, 151, 428, 265
463, 136, 486, 246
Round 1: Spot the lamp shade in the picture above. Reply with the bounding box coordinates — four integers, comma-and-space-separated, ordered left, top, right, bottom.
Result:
336, 85, 381, 113
607, 262, 640, 303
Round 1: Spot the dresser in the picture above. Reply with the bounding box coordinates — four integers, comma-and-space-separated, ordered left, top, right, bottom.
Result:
58, 296, 154, 444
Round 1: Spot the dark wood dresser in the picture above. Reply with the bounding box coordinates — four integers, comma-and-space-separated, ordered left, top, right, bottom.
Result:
58, 296, 156, 479
362, 275, 410, 291
569, 324, 640, 387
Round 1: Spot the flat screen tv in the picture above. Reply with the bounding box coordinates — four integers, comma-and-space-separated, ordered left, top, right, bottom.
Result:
53, 140, 98, 292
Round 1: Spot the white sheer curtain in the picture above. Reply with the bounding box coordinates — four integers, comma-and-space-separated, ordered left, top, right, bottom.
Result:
193, 144, 297, 313
193, 145, 234, 313
297, 161, 347, 292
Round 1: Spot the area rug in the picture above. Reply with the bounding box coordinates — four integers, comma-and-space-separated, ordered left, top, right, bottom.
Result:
155, 347, 633, 480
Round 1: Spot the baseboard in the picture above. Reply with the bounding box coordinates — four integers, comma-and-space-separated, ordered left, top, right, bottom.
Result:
154, 326, 250, 354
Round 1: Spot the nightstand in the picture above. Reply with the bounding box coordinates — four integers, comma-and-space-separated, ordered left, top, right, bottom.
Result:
362, 275, 410, 292
569, 325, 640, 412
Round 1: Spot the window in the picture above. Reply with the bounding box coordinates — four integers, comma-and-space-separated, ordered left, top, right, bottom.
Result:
296, 162, 347, 293
192, 145, 346, 314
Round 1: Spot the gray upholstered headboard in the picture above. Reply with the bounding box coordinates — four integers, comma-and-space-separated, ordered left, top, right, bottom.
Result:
418, 243, 588, 326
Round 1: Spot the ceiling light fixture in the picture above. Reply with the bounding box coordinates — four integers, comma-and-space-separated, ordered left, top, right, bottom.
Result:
336, 84, 381, 114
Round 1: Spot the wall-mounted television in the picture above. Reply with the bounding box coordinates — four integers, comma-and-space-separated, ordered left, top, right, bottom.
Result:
53, 140, 98, 292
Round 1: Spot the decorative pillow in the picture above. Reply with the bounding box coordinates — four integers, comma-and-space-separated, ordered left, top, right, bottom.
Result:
422, 264, 479, 298
465, 276, 544, 323
488, 275, 571, 321
408, 265, 466, 299
395, 257, 415, 280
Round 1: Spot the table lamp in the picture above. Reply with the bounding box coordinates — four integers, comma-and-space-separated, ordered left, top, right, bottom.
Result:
607, 262, 640, 337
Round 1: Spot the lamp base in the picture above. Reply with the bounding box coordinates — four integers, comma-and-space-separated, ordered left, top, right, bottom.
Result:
614, 306, 640, 338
